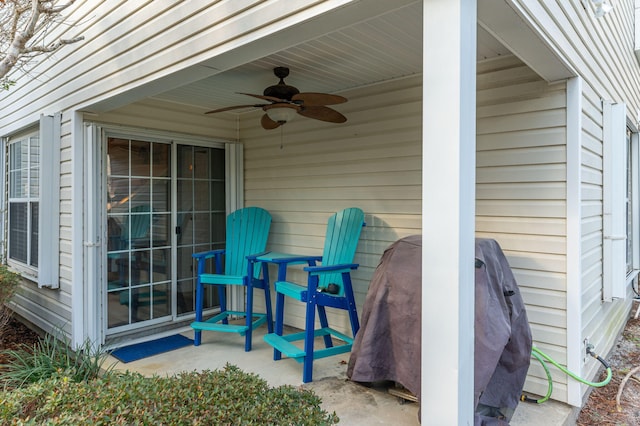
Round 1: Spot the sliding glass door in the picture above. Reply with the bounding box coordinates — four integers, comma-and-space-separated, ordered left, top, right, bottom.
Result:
105, 137, 225, 333
175, 144, 226, 316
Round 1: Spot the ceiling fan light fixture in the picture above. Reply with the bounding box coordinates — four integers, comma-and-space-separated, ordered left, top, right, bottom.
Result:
265, 105, 297, 123
205, 67, 348, 130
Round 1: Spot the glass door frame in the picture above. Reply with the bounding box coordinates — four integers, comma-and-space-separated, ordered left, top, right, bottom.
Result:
99, 126, 238, 337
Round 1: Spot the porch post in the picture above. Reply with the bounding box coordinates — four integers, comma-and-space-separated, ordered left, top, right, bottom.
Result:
422, 0, 476, 424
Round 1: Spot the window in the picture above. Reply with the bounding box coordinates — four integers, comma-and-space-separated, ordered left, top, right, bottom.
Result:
627, 128, 634, 275
5, 114, 60, 287
8, 133, 39, 269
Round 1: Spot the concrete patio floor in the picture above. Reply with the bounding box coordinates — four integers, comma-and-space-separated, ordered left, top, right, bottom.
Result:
106, 326, 577, 425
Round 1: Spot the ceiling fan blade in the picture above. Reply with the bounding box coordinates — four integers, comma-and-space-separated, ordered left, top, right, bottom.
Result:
239, 92, 286, 103
261, 114, 282, 130
298, 106, 347, 123
205, 104, 265, 114
292, 92, 347, 106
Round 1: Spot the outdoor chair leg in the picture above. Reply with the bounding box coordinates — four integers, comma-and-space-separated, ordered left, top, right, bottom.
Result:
245, 277, 254, 352
317, 305, 333, 348
273, 291, 285, 360
302, 296, 318, 383
262, 264, 274, 333
193, 274, 204, 346
343, 273, 360, 335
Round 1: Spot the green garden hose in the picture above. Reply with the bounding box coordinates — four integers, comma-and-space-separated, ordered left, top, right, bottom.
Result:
521, 345, 612, 404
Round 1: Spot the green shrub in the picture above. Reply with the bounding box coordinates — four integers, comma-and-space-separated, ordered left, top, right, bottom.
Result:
0, 265, 20, 337
0, 364, 339, 425
0, 264, 20, 303
0, 329, 113, 390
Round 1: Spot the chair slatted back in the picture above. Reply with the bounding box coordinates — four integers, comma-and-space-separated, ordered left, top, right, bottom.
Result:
122, 205, 152, 249
225, 207, 272, 277
319, 207, 365, 294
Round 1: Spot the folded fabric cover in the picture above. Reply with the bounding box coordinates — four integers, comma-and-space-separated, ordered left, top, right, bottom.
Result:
474, 238, 532, 423
347, 234, 422, 399
347, 236, 531, 425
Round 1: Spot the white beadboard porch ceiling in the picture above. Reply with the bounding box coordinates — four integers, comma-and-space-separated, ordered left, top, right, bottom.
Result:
151, 2, 511, 114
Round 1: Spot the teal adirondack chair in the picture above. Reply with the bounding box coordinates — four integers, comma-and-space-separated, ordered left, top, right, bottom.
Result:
191, 207, 272, 351
263, 207, 365, 382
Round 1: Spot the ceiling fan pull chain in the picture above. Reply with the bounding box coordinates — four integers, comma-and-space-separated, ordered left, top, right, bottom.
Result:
280, 126, 284, 149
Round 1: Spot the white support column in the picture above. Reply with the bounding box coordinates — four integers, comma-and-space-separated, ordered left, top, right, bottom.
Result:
227, 142, 244, 312
565, 77, 583, 406
422, 1, 476, 424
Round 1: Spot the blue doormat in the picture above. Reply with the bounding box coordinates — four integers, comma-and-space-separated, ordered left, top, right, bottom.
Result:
111, 334, 193, 363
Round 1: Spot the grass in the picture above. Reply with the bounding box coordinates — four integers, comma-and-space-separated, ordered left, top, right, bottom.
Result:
0, 331, 112, 390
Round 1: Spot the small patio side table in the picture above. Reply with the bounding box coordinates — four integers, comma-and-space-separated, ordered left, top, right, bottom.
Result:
248, 251, 321, 360
249, 251, 321, 281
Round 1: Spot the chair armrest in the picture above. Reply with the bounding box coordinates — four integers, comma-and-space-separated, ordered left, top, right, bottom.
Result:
304, 263, 359, 274
273, 255, 323, 265
192, 249, 225, 261
246, 251, 273, 261
254, 252, 322, 265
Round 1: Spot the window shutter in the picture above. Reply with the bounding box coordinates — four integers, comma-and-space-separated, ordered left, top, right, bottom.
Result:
38, 113, 61, 288
603, 102, 627, 301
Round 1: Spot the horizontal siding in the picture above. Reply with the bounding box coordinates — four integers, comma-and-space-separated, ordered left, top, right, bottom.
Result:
92, 99, 237, 141
10, 282, 72, 337
506, 1, 640, 404
8, 116, 74, 338
1, 0, 340, 338
579, 84, 632, 391
1, 1, 636, 410
0, 0, 342, 132
7, 99, 238, 340
244, 75, 422, 331
475, 216, 565, 236
95, 99, 238, 140
476, 55, 569, 401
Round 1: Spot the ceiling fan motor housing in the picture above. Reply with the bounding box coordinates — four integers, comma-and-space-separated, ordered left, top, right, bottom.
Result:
205, 66, 347, 130
263, 67, 300, 101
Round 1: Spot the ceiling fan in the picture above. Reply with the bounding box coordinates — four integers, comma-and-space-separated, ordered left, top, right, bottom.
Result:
205, 67, 348, 130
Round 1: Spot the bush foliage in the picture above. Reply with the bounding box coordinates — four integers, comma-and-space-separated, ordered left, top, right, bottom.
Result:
0, 265, 20, 340
0, 274, 338, 424
0, 331, 112, 390
0, 365, 339, 425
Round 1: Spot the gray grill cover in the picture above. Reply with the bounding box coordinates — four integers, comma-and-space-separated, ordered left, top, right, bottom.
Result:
347, 236, 532, 425
474, 238, 532, 424
347, 234, 422, 398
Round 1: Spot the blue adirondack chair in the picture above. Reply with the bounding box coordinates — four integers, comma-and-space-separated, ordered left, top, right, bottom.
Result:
191, 206, 273, 351
109, 205, 160, 315
263, 207, 365, 382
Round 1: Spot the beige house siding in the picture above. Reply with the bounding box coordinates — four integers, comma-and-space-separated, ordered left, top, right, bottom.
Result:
242, 75, 422, 332
9, 100, 237, 338
476, 55, 570, 401
524, 0, 640, 405
9, 120, 72, 336
0, 0, 340, 338
90, 99, 238, 141
2, 0, 640, 409
0, 0, 347, 133
579, 82, 633, 386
